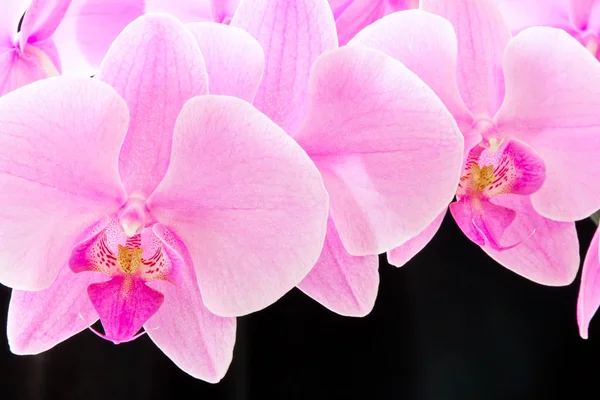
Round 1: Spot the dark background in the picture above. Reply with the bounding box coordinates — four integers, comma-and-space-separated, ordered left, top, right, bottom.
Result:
1, 215, 598, 400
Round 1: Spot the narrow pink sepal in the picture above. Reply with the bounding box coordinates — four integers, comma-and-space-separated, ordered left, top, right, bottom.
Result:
231, 0, 338, 134
7, 265, 103, 355
97, 13, 209, 198
0, 0, 29, 49
578, 228, 600, 339
19, 0, 72, 48
146, 230, 236, 383
297, 217, 379, 317
421, 0, 511, 117
387, 210, 446, 268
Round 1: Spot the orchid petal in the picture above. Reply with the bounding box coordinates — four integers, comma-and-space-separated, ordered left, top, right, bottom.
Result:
387, 210, 446, 268
148, 95, 328, 317
577, 228, 600, 339
206, 0, 240, 23
7, 265, 103, 354
19, 0, 71, 48
88, 275, 164, 344
146, 224, 236, 383
297, 217, 379, 317
568, 0, 595, 29
231, 0, 338, 135
187, 22, 264, 102
97, 14, 208, 198
333, 0, 386, 46
495, 27, 600, 221
421, 0, 511, 117
294, 46, 463, 255
0, 48, 47, 96
0, 77, 128, 290
51, 0, 144, 76
482, 194, 579, 286
349, 10, 473, 131
0, 0, 28, 49
492, 0, 570, 34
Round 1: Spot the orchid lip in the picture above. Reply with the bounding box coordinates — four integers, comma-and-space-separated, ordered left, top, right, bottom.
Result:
88, 325, 147, 345
472, 217, 537, 251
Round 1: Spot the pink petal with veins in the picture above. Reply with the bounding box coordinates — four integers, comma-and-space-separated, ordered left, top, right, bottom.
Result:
0, 77, 128, 290
231, 0, 338, 135
97, 14, 208, 198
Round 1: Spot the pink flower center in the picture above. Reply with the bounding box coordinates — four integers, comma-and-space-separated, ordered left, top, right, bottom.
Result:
69, 217, 185, 344
451, 139, 546, 251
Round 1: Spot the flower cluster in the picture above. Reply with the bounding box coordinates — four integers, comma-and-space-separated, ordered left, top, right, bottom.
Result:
1, 0, 600, 382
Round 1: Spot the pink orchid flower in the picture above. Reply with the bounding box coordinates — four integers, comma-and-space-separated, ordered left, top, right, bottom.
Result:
0, 0, 71, 95
203, 0, 462, 316
2, 14, 329, 382
350, 0, 600, 285
494, 0, 600, 58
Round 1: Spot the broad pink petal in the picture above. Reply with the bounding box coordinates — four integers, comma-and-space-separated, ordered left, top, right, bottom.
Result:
0, 77, 128, 290
0, 0, 28, 49
349, 10, 473, 131
387, 210, 446, 268
97, 14, 209, 198
186, 22, 264, 102
146, 224, 236, 383
148, 96, 328, 317
51, 0, 144, 76
495, 27, 600, 221
421, 0, 511, 117
0, 48, 47, 96
294, 46, 463, 255
88, 275, 164, 344
297, 217, 379, 317
231, 0, 338, 135
19, 0, 71, 47
7, 265, 104, 354
569, 0, 595, 29
577, 227, 600, 339
482, 194, 579, 286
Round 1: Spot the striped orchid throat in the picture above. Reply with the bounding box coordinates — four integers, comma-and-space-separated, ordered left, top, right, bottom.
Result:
68, 202, 184, 344
449, 137, 546, 251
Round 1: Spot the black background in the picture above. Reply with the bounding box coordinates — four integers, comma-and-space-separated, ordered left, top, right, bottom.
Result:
1, 215, 598, 400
